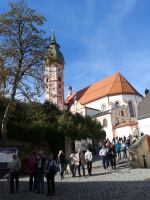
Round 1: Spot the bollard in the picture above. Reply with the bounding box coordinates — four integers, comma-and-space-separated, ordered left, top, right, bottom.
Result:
142, 155, 147, 168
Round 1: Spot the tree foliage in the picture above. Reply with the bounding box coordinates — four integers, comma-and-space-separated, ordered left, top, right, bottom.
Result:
0, 98, 105, 154
0, 0, 49, 146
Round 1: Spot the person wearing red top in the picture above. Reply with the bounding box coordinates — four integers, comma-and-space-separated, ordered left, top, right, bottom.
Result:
28, 152, 37, 191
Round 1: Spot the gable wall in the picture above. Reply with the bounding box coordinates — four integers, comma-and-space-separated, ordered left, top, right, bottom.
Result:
138, 118, 150, 135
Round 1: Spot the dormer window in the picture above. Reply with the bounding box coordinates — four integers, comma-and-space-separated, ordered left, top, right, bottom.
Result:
101, 104, 107, 112
103, 119, 107, 127
115, 101, 120, 108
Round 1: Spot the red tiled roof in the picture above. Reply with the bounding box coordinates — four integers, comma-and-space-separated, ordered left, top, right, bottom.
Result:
113, 121, 138, 129
65, 72, 142, 106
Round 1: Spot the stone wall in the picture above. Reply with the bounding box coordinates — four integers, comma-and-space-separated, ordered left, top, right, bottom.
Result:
129, 134, 150, 168
4, 139, 48, 174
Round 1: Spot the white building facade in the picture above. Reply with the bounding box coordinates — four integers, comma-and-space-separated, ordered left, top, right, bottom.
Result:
43, 33, 144, 140
65, 73, 143, 140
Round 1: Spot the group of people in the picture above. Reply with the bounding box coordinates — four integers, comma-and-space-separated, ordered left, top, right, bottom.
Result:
9, 133, 142, 195
99, 143, 117, 171
70, 148, 93, 178
9, 150, 62, 196
8, 148, 93, 195
99, 136, 130, 171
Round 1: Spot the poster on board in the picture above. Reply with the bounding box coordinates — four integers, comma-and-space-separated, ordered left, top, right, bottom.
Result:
0, 148, 18, 169
81, 139, 88, 152
75, 140, 81, 152
87, 138, 92, 145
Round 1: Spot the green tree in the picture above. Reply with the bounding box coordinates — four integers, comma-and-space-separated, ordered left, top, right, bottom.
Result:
0, 0, 49, 146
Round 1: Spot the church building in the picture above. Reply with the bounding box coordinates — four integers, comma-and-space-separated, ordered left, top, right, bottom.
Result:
44, 31, 143, 140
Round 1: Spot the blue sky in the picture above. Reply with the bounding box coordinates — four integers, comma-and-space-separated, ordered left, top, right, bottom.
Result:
1, 0, 150, 101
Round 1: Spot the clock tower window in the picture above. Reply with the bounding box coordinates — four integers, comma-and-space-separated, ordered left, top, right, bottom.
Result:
58, 75, 61, 81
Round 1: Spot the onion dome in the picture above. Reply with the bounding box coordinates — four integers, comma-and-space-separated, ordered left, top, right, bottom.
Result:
44, 30, 65, 65
145, 88, 149, 95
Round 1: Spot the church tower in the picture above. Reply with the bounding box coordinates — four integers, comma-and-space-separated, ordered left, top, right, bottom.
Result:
44, 30, 65, 110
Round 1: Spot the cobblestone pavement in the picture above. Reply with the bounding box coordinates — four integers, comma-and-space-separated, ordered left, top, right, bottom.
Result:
0, 155, 150, 200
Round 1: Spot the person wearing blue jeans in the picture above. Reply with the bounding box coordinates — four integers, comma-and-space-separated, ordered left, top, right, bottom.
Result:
57, 150, 66, 180
116, 142, 121, 159
35, 151, 46, 193
44, 153, 56, 196
99, 145, 109, 170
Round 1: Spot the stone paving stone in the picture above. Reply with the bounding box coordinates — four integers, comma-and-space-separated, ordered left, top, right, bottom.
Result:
1, 155, 150, 199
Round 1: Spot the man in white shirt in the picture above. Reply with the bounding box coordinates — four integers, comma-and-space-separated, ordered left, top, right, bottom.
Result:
10, 154, 21, 193
85, 148, 93, 175
99, 145, 109, 170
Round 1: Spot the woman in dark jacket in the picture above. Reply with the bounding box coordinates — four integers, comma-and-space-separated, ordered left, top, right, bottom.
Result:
57, 150, 65, 180
44, 153, 56, 196
108, 144, 116, 170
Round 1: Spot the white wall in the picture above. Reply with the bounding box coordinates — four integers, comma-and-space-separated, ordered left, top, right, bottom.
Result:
115, 126, 131, 138
97, 114, 114, 140
138, 118, 150, 135
86, 96, 108, 111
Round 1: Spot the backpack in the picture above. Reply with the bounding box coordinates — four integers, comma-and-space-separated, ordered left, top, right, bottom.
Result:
49, 160, 57, 175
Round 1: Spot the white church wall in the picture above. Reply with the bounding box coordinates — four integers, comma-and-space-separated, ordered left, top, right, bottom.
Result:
97, 114, 114, 140
138, 118, 150, 135
109, 95, 124, 107
115, 126, 131, 138
123, 95, 142, 117
86, 97, 108, 111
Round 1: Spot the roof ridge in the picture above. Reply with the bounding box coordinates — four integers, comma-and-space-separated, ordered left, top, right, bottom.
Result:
72, 73, 119, 96
119, 73, 123, 93
109, 73, 119, 94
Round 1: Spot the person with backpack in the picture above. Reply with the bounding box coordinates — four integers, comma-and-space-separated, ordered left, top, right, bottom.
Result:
44, 153, 57, 196
85, 148, 93, 175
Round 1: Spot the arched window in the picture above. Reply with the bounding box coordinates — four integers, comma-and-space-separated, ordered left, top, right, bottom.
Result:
115, 109, 120, 115
121, 110, 124, 116
115, 101, 120, 108
128, 101, 135, 117
46, 77, 49, 83
103, 119, 107, 127
101, 104, 107, 112
58, 75, 61, 81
